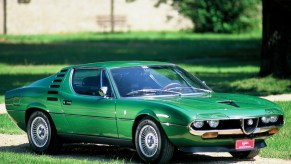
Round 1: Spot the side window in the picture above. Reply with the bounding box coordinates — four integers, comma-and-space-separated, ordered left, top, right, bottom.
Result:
72, 69, 102, 96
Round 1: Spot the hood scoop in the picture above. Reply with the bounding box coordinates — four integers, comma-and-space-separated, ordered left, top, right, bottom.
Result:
217, 100, 239, 107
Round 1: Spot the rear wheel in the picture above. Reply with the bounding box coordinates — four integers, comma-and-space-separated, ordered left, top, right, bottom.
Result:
135, 116, 174, 163
230, 149, 260, 159
27, 111, 61, 154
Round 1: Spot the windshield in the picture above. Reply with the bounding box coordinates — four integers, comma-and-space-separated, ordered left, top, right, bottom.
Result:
110, 65, 212, 97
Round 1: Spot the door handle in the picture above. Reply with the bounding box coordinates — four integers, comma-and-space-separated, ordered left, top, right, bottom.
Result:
63, 100, 72, 105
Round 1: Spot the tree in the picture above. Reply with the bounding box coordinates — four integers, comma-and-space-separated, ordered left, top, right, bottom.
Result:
259, 0, 291, 78
127, 0, 261, 33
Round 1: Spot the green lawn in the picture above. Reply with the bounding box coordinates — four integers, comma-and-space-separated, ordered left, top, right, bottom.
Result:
0, 32, 290, 104
0, 114, 24, 134
260, 101, 291, 159
0, 152, 123, 164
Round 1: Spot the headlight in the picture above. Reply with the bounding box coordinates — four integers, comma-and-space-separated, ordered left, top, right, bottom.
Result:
193, 121, 204, 128
207, 120, 219, 128
270, 115, 278, 122
261, 116, 270, 123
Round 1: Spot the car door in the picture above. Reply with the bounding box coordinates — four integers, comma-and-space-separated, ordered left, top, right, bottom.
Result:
60, 68, 117, 138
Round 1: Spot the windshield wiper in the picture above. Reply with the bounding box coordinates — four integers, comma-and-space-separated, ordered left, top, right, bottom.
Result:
126, 89, 181, 96
165, 87, 212, 94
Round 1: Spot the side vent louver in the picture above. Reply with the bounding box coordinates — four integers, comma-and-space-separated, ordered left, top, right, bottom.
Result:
47, 97, 58, 101
57, 74, 65, 77
50, 85, 60, 88
48, 91, 58, 94
46, 68, 69, 102
53, 79, 62, 82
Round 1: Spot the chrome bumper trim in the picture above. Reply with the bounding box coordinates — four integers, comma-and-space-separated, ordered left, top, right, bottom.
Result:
189, 125, 282, 136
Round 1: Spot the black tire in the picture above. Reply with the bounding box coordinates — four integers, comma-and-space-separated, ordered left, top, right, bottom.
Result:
135, 116, 174, 163
230, 149, 260, 159
27, 111, 61, 154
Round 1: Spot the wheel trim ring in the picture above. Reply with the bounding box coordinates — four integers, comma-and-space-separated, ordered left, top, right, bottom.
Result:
30, 116, 49, 148
138, 125, 159, 158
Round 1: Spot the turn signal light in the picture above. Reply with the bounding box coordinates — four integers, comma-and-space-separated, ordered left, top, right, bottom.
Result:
268, 128, 279, 134
202, 132, 218, 139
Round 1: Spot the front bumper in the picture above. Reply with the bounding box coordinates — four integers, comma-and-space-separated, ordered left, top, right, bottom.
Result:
189, 125, 282, 137
178, 140, 266, 153
162, 123, 281, 150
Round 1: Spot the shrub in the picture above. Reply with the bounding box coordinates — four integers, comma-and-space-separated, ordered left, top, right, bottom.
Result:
172, 0, 261, 33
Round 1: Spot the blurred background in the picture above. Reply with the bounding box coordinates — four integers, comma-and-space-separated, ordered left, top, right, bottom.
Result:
0, 0, 290, 103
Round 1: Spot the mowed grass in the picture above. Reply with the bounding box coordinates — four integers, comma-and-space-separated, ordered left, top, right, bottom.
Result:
0, 62, 290, 103
0, 152, 124, 164
0, 114, 24, 134
260, 101, 291, 159
0, 31, 290, 103
1, 31, 261, 43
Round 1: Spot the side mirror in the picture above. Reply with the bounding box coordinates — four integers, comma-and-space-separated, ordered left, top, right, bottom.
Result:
99, 86, 108, 97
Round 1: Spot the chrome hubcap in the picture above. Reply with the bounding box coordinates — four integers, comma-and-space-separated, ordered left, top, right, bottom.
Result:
31, 117, 49, 148
139, 125, 158, 157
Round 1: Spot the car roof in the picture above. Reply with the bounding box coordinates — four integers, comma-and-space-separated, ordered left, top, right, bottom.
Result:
69, 61, 175, 69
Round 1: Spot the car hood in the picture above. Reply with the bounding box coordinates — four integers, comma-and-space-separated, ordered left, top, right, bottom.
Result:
140, 92, 283, 119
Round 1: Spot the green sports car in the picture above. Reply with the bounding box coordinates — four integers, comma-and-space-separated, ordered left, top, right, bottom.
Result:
5, 61, 284, 163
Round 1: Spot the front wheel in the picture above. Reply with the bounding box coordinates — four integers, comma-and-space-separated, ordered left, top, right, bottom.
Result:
135, 116, 174, 163
230, 149, 260, 159
27, 111, 61, 154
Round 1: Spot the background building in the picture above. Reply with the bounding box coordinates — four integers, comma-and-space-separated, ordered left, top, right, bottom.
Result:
0, 0, 193, 34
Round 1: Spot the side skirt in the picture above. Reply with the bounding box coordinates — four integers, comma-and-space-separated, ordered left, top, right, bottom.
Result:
58, 133, 134, 147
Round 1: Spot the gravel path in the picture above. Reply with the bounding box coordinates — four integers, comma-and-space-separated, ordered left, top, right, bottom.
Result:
0, 134, 290, 163
0, 104, 6, 114
261, 94, 291, 101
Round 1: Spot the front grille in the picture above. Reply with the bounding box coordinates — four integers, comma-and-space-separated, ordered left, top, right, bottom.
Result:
241, 118, 259, 135
191, 119, 241, 130
191, 115, 283, 133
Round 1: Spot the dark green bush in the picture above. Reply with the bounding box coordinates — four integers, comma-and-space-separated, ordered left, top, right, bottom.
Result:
172, 0, 261, 33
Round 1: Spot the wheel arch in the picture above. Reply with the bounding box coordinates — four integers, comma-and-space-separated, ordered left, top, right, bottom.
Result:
131, 110, 166, 146
25, 107, 57, 132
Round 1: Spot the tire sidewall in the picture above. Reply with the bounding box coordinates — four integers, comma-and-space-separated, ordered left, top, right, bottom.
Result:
135, 117, 162, 162
27, 111, 52, 153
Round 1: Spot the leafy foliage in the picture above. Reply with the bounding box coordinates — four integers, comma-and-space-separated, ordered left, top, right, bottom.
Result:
178, 0, 261, 33
128, 0, 261, 33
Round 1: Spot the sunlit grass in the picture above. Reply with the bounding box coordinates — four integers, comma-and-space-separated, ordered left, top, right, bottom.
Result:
0, 31, 261, 43
0, 31, 288, 102
0, 61, 290, 101
230, 76, 291, 95
0, 152, 124, 164
260, 101, 291, 159
0, 114, 24, 134
0, 64, 66, 74
181, 64, 259, 73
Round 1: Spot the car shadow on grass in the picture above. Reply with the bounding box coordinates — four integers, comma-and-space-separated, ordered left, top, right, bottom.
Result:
0, 142, 256, 163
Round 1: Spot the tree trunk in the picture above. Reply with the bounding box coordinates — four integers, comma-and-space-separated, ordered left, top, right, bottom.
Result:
259, 0, 291, 78
2, 0, 7, 34
110, 0, 114, 33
